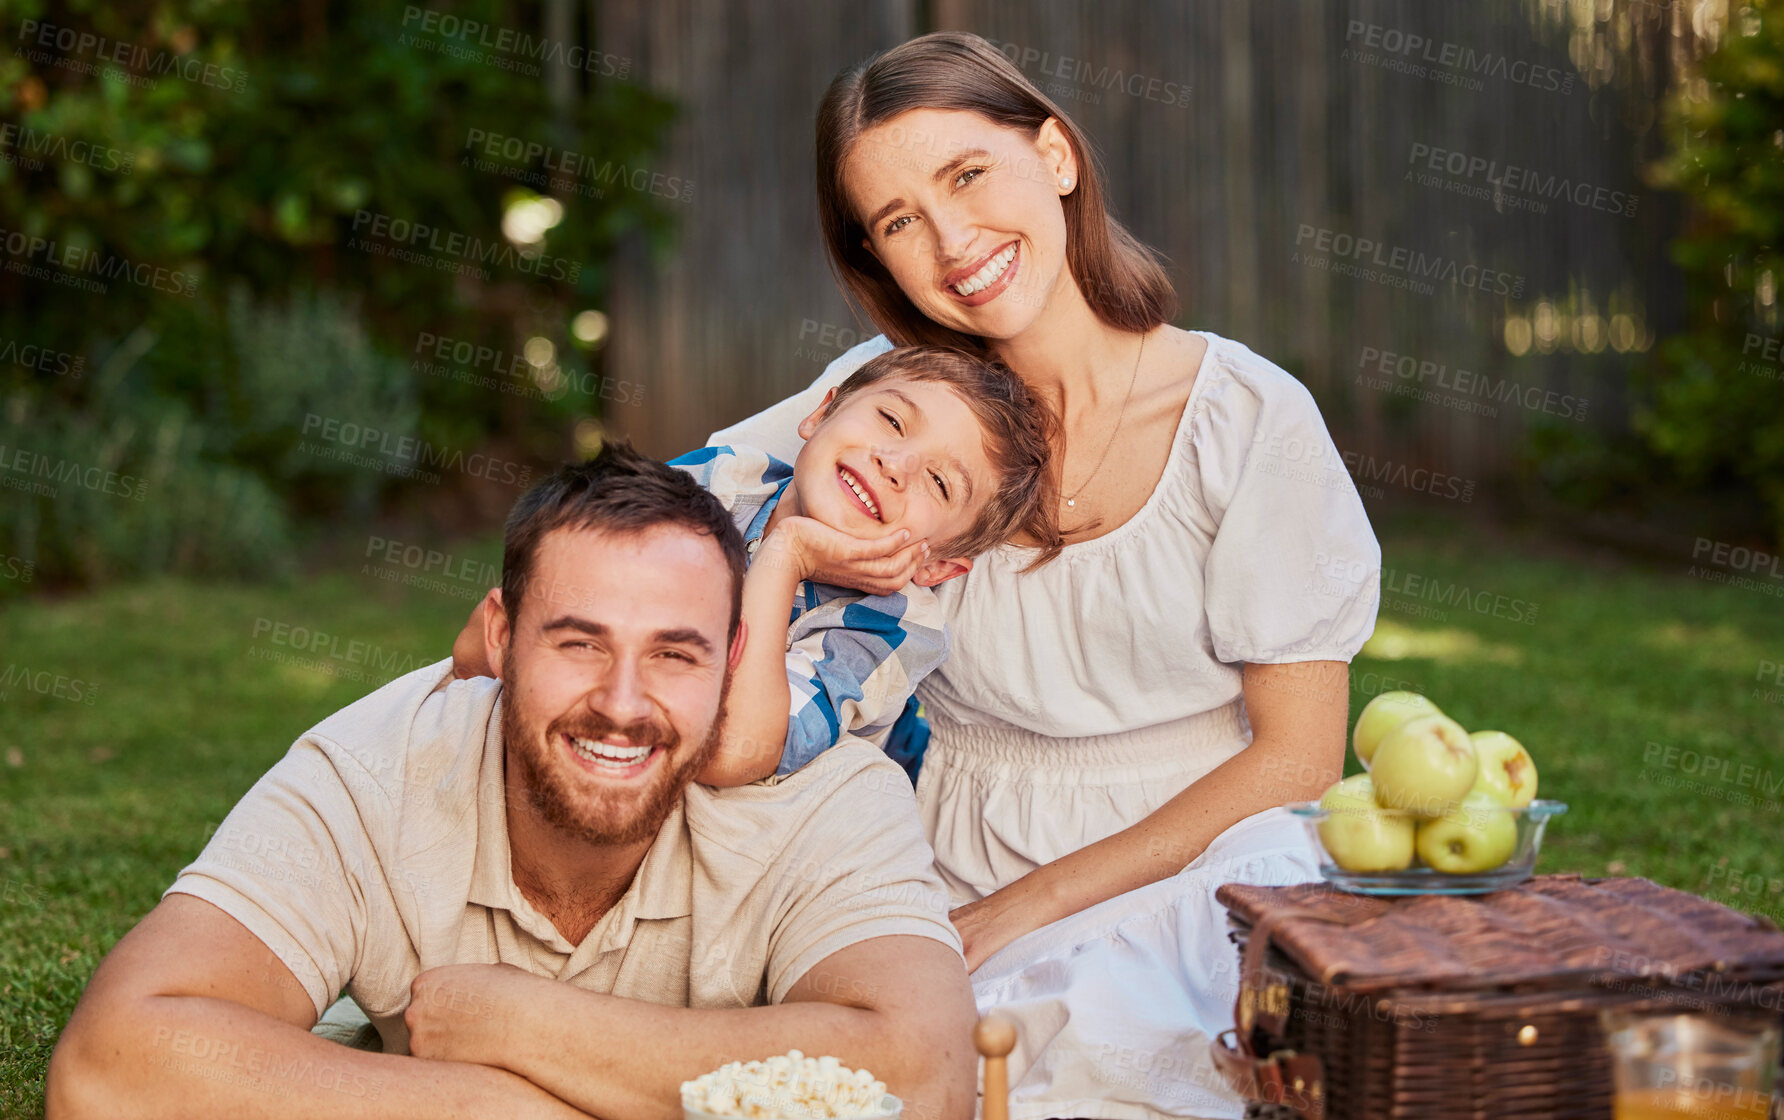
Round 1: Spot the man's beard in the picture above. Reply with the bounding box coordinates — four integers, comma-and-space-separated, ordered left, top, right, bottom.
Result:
502, 670, 728, 847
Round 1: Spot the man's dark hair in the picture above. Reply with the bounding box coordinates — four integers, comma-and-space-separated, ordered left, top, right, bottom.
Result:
502, 440, 747, 640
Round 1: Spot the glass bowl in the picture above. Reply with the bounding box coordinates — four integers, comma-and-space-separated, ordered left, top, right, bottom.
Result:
1285, 798, 1567, 895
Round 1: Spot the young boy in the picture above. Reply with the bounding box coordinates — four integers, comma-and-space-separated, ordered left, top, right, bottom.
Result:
679, 344, 1059, 786
453, 345, 1059, 785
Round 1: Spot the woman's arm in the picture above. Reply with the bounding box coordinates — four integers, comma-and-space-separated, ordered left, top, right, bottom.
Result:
947, 659, 1350, 972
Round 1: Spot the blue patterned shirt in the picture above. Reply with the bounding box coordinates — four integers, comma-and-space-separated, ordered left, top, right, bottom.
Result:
668, 445, 947, 779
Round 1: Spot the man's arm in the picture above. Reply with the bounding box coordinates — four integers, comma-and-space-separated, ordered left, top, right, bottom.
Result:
46, 892, 593, 1119
405, 934, 979, 1120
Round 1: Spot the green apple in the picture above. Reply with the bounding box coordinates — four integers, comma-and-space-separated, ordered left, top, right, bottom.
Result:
1352, 691, 1444, 769
1415, 790, 1519, 873
1369, 713, 1478, 818
1316, 774, 1416, 872
1469, 730, 1538, 809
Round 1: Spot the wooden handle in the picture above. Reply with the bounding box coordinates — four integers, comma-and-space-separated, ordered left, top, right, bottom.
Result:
974, 1015, 1017, 1120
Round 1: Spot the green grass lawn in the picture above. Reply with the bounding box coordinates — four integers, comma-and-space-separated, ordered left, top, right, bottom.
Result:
3, 515, 1783, 1117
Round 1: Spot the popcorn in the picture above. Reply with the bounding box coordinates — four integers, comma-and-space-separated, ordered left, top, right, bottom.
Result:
681, 1050, 892, 1119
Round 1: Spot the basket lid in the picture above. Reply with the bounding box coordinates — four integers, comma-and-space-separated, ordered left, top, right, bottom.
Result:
1216, 873, 1784, 997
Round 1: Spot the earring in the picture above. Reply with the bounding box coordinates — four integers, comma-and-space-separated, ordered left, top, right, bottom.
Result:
1060, 176, 1073, 189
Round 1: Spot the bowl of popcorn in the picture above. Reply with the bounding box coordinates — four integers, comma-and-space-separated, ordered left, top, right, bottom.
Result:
681, 1050, 900, 1120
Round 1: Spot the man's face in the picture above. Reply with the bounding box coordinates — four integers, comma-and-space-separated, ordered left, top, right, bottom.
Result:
490, 525, 737, 846
793, 379, 997, 557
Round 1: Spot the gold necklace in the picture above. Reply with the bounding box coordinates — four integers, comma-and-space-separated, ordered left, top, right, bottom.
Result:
1063, 333, 1146, 509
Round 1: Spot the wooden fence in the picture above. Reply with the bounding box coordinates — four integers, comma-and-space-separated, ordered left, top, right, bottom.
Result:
597, 0, 1721, 494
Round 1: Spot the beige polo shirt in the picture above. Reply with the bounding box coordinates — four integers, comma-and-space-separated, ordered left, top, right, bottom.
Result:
168, 659, 960, 1054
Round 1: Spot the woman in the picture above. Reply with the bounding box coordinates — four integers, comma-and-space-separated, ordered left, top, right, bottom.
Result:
709, 32, 1381, 1120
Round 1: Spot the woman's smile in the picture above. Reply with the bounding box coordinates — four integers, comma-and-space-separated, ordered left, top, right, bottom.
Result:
944, 240, 1021, 307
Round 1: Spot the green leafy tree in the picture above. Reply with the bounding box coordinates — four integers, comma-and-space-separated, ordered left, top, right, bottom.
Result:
0, 0, 678, 585
1648, 2, 1784, 543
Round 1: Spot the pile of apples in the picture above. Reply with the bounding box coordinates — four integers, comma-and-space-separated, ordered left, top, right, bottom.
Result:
1316, 692, 1540, 875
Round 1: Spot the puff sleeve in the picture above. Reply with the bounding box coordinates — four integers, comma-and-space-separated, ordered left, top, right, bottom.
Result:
1198, 345, 1381, 665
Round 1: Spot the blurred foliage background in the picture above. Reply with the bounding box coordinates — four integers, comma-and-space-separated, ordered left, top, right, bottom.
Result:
1646, 1, 1784, 535
0, 0, 676, 587
0, 0, 1781, 592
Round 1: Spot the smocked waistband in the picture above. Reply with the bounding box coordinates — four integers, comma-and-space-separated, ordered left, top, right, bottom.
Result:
923, 699, 1250, 773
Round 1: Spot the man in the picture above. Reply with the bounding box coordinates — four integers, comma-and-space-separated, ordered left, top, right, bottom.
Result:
47, 442, 978, 1120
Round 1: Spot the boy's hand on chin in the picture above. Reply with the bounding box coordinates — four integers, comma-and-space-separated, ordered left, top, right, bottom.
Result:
764, 515, 927, 596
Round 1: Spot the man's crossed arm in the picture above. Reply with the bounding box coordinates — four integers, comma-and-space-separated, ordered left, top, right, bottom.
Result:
46, 895, 978, 1120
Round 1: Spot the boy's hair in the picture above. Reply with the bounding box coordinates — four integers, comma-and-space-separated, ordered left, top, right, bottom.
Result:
822, 345, 1063, 568
502, 440, 748, 640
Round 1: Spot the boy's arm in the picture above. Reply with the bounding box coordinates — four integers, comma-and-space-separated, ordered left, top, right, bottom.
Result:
698, 521, 948, 789
451, 595, 497, 679
694, 532, 805, 785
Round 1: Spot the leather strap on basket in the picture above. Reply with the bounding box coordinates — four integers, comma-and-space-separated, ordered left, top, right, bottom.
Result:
1210, 904, 1371, 1120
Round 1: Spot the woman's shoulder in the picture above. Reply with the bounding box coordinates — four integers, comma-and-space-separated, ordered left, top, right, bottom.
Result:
1188, 331, 1328, 430
1183, 331, 1342, 472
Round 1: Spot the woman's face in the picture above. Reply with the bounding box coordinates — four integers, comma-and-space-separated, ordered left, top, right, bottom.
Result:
843, 108, 1077, 341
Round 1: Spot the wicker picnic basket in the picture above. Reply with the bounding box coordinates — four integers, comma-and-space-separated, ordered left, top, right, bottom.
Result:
1209, 874, 1784, 1120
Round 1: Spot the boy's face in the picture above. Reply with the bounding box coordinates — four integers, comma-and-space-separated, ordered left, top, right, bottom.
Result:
793, 378, 997, 569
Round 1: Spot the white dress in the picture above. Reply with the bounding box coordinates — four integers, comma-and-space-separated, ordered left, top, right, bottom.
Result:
711, 331, 1382, 1120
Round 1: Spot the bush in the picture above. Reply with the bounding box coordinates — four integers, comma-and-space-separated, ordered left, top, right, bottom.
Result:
1646, 4, 1784, 543
0, 0, 678, 586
